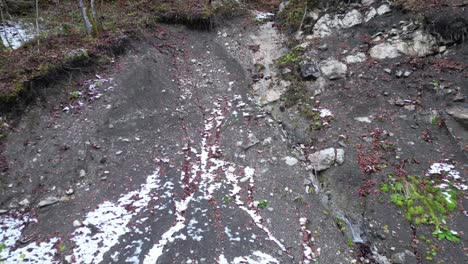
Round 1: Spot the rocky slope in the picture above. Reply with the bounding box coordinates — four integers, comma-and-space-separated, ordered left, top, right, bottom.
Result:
0, 0, 466, 264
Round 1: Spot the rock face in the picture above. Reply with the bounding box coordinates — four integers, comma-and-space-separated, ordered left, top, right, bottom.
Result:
398, 30, 439, 57
447, 107, 468, 129
370, 30, 439, 60
320, 59, 347, 80
299, 58, 321, 80
307, 148, 345, 171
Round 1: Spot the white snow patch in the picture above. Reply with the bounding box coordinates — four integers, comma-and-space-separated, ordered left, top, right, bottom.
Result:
426, 163, 460, 179
72, 170, 162, 264
232, 251, 280, 264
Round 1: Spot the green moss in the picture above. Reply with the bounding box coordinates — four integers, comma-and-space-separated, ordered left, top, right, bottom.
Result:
382, 176, 461, 242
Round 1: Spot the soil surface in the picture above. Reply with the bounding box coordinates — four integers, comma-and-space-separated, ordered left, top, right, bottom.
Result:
0, 1, 467, 264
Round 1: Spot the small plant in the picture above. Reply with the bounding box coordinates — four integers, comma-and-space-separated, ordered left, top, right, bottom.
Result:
69, 91, 81, 100
277, 52, 300, 65
258, 200, 269, 209
433, 228, 460, 242
335, 217, 346, 232
223, 195, 230, 205
347, 239, 354, 248
425, 245, 438, 261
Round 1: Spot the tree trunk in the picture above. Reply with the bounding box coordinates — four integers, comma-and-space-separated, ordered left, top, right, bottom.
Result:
79, 0, 93, 36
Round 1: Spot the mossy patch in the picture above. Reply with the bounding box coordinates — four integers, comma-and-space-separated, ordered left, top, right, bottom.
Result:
380, 175, 461, 242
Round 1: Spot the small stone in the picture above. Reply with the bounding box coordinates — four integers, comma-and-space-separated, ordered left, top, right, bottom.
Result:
283, 156, 299, 166
404, 105, 416, 111
395, 70, 403, 77
19, 198, 30, 207
355, 117, 372, 123
394, 98, 405, 106
318, 44, 328, 51
79, 169, 86, 178
391, 250, 417, 264
66, 189, 74, 195
73, 220, 82, 227
453, 92, 465, 102
403, 71, 412, 77
384, 68, 392, 74
116, 150, 123, 155
345, 52, 367, 64
65, 255, 73, 263
38, 196, 60, 208
308, 148, 345, 171
299, 58, 321, 80
377, 4, 391, 15
0, 209, 8, 214
320, 59, 347, 80
370, 43, 400, 60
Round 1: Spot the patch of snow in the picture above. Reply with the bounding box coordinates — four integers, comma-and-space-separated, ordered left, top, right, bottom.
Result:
232, 251, 280, 264
72, 169, 162, 264
0, 21, 36, 49
254, 11, 275, 22
426, 163, 460, 179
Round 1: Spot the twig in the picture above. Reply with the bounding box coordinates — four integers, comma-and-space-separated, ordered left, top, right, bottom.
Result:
297, 1, 308, 34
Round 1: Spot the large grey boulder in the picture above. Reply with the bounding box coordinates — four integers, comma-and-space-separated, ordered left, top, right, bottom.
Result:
307, 148, 345, 171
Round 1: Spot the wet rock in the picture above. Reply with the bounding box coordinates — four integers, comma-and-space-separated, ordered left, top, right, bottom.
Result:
345, 52, 367, 64
391, 250, 417, 264
38, 196, 60, 208
341, 9, 363, 28
446, 107, 468, 129
319, 59, 347, 80
307, 148, 345, 171
299, 58, 321, 80
370, 43, 400, 59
